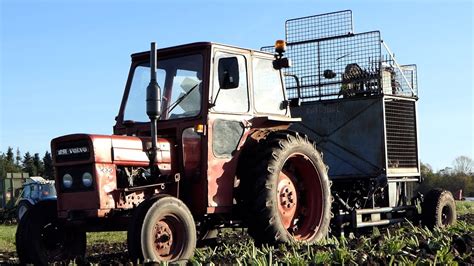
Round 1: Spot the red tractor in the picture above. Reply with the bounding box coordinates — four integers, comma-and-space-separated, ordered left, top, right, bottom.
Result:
16, 11, 456, 264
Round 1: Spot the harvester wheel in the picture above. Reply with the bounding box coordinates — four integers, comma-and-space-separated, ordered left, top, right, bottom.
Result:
243, 132, 331, 244
15, 201, 86, 265
139, 196, 196, 262
422, 188, 457, 228
16, 200, 32, 221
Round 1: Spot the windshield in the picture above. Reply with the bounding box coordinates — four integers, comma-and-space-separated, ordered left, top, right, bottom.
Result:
40, 184, 56, 197
124, 54, 203, 122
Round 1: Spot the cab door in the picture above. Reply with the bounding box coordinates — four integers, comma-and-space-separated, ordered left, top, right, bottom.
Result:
206, 49, 253, 213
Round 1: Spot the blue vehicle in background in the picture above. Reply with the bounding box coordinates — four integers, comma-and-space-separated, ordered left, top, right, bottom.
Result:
17, 176, 56, 220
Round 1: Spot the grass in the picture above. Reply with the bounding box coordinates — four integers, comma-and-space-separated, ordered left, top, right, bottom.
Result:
0, 225, 16, 253
456, 200, 474, 215
0, 227, 126, 253
86, 231, 126, 246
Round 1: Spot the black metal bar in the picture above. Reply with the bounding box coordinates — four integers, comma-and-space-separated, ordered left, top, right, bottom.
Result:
287, 33, 356, 46
317, 42, 321, 100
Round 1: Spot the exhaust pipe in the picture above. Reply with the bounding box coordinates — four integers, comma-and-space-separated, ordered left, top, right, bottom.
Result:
146, 42, 162, 175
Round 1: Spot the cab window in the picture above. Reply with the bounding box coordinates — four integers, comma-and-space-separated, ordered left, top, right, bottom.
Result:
252, 57, 286, 115
124, 54, 203, 121
212, 52, 249, 113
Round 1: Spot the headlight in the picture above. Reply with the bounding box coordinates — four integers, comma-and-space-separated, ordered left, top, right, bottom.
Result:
82, 172, 93, 187
63, 174, 73, 188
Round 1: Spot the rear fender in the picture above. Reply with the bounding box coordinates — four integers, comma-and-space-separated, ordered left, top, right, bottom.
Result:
235, 128, 313, 187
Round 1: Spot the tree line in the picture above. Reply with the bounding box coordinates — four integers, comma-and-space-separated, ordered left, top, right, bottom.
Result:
0, 147, 54, 180
416, 156, 474, 198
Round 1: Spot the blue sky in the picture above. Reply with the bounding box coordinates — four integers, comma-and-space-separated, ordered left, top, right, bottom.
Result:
0, 0, 472, 170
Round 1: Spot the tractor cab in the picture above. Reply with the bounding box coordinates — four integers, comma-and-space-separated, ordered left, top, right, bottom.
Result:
114, 42, 292, 136
113, 42, 299, 214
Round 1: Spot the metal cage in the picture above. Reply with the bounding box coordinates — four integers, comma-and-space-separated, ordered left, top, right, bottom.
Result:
262, 11, 418, 102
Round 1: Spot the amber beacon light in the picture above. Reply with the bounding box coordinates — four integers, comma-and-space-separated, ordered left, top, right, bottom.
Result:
275, 40, 287, 55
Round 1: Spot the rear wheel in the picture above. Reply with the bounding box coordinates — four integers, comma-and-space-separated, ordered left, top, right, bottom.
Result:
422, 188, 457, 228
242, 132, 331, 244
139, 196, 196, 262
15, 201, 86, 265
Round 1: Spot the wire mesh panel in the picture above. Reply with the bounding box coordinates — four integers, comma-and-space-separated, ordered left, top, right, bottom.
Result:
282, 31, 382, 100
317, 31, 381, 99
284, 41, 320, 100
286, 10, 353, 43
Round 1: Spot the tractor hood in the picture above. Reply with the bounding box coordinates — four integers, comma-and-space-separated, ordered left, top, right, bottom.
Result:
51, 134, 172, 170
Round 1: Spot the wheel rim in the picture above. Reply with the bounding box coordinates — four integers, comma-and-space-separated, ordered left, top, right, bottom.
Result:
277, 173, 298, 229
278, 153, 324, 241
151, 214, 184, 261
441, 205, 452, 226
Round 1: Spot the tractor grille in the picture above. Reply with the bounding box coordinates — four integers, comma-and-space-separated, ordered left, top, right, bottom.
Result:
385, 100, 418, 168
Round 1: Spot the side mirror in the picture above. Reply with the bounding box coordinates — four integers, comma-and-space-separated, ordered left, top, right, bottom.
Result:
218, 57, 239, 89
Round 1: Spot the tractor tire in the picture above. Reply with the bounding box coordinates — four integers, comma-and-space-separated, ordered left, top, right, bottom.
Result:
128, 197, 160, 262
422, 188, 457, 228
242, 131, 331, 244
139, 196, 196, 263
15, 201, 86, 265
16, 200, 32, 221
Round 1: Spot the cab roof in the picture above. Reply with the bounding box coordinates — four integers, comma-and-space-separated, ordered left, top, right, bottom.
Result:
131, 42, 273, 60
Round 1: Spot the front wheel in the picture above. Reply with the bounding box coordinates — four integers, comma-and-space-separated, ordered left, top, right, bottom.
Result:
140, 196, 196, 263
15, 201, 86, 265
243, 132, 331, 244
